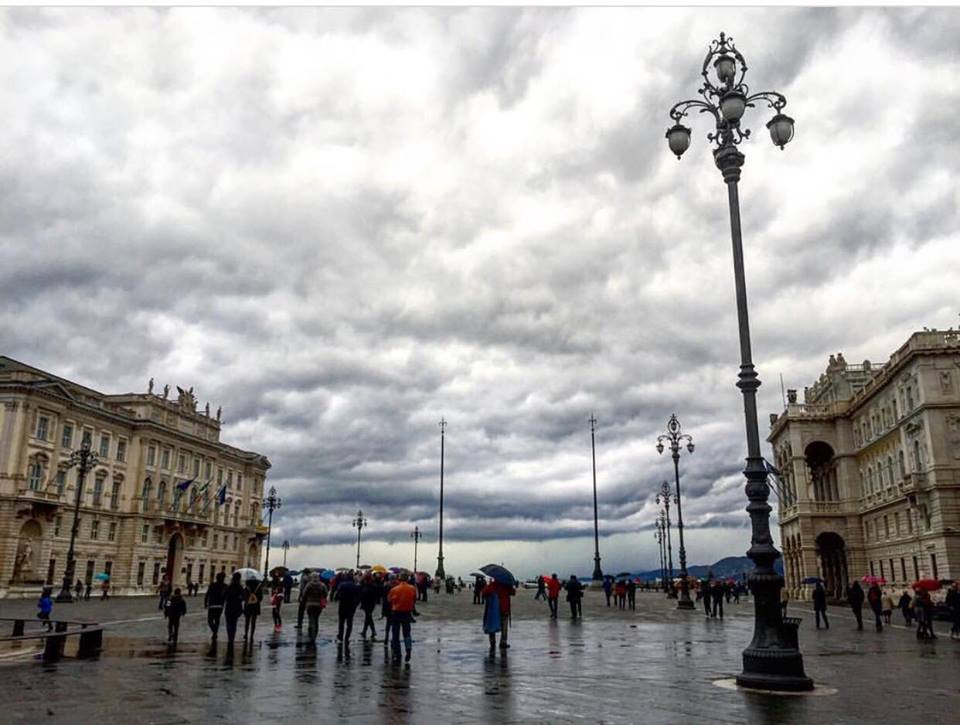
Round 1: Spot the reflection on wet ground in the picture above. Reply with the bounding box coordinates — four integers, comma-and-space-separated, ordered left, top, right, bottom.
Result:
1, 592, 957, 723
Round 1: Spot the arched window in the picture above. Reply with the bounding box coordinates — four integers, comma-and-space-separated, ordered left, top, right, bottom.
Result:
142, 479, 152, 512
234, 501, 241, 528
913, 441, 922, 472
28, 457, 46, 490
898, 451, 906, 478
111, 476, 122, 510
93, 472, 106, 507
157, 480, 167, 505
885, 457, 894, 488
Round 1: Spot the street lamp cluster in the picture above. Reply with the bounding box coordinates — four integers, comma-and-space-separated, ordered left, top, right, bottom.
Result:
666, 32, 811, 691
656, 415, 695, 610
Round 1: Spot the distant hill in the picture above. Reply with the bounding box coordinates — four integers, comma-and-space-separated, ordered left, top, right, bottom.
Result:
623, 556, 784, 581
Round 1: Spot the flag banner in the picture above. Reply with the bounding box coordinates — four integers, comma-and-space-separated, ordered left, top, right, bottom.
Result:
216, 484, 227, 505
175, 477, 196, 492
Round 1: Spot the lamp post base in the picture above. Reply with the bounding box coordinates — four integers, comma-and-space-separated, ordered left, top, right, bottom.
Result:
435, 554, 445, 581
736, 662, 814, 692
591, 556, 603, 583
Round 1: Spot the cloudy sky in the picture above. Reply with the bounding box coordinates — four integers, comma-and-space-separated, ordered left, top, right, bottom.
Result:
3, 6, 959, 577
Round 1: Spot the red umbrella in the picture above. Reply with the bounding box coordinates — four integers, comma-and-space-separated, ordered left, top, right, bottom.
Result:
912, 579, 941, 591
861, 575, 886, 585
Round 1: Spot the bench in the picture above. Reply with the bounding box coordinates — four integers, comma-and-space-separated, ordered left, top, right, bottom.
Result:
0, 618, 103, 662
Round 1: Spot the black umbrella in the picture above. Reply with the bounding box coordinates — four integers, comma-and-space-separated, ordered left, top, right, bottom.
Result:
479, 564, 517, 586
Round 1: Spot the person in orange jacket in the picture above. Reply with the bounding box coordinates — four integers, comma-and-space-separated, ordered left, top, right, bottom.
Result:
387, 572, 418, 662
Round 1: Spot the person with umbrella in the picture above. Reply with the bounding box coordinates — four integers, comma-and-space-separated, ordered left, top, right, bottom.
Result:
482, 573, 516, 654
898, 589, 914, 627
243, 577, 264, 644
847, 580, 865, 630
546, 573, 562, 619
565, 574, 584, 620
867, 581, 884, 632
812, 581, 829, 630
913, 586, 936, 640
387, 572, 417, 662
614, 578, 627, 610
204, 571, 228, 640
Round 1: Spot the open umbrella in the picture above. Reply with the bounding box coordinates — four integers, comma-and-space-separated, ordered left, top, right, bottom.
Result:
615, 571, 632, 578
269, 565, 288, 577
801, 576, 824, 585
861, 575, 886, 585
371, 564, 387, 574
235, 567, 263, 581
912, 579, 941, 591
479, 564, 517, 586
94, 573, 110, 581
389, 566, 405, 574
358, 564, 372, 570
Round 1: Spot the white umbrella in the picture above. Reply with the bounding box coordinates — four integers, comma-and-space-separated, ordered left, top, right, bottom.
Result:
235, 567, 263, 581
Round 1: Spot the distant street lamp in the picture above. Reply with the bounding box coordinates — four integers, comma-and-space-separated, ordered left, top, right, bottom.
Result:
262, 486, 282, 577
56, 441, 99, 602
654, 515, 666, 593
589, 414, 603, 582
410, 525, 422, 573
657, 414, 695, 610
436, 418, 447, 580
352, 509, 367, 569
656, 481, 675, 598
281, 539, 290, 568
666, 32, 811, 691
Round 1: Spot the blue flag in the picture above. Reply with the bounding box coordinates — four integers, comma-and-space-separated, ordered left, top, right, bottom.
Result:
175, 477, 195, 492
216, 484, 227, 505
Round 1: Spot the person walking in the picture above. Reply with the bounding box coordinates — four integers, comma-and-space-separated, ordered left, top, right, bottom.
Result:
204, 571, 228, 640
898, 590, 914, 627
243, 580, 262, 643
473, 575, 484, 605
74, 579, 84, 601
812, 582, 829, 629
602, 576, 613, 608
881, 591, 894, 625
165, 587, 187, 644
301, 573, 328, 643
271, 586, 284, 633
296, 568, 311, 629
84, 580, 92, 601
381, 575, 397, 648
223, 572, 245, 646
701, 582, 711, 617
711, 579, 724, 619
100, 579, 110, 600
535, 576, 546, 601
482, 578, 516, 654
946, 582, 960, 640
914, 589, 936, 640
566, 575, 583, 620
336, 573, 361, 644
387, 572, 417, 662
779, 586, 789, 618
546, 573, 561, 619
37, 586, 54, 631
627, 579, 637, 611
359, 574, 381, 641
615, 579, 627, 610
867, 583, 884, 632
283, 570, 294, 604
848, 581, 865, 630
158, 575, 171, 611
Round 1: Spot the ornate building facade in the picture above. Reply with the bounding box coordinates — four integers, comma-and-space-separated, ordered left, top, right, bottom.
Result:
0, 356, 270, 598
768, 331, 960, 601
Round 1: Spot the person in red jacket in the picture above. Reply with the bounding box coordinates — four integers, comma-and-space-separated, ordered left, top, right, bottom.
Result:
482, 579, 516, 651
546, 574, 562, 619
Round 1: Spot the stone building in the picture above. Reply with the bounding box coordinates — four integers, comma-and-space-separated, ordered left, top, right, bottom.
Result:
768, 330, 960, 601
0, 356, 270, 598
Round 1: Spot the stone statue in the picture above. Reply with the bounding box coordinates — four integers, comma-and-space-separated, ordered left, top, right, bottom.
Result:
176, 386, 197, 410
216, 406, 222, 421
205, 402, 210, 416
148, 377, 154, 394
13, 539, 34, 580
163, 384, 170, 399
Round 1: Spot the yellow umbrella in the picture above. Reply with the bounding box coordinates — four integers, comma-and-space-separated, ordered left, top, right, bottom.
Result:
371, 564, 387, 574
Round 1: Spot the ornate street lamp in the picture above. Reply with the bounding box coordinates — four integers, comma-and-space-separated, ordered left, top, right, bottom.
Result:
56, 441, 99, 602
657, 414, 695, 610
352, 509, 367, 569
589, 414, 603, 582
654, 516, 666, 593
281, 539, 290, 568
656, 481, 675, 598
261, 486, 282, 577
666, 32, 811, 691
436, 418, 446, 580
410, 525, 422, 573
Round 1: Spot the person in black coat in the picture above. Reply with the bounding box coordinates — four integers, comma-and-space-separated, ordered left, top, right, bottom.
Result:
223, 572, 245, 645
243, 580, 263, 643
336, 575, 361, 643
204, 571, 228, 640
898, 590, 914, 627
566, 575, 583, 619
710, 580, 724, 619
867, 584, 884, 632
847, 581, 865, 630
165, 588, 187, 643
812, 582, 829, 629
359, 575, 382, 640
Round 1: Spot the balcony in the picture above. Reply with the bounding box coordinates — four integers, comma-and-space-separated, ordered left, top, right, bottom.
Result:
812, 501, 842, 514
15, 486, 62, 505
140, 499, 211, 526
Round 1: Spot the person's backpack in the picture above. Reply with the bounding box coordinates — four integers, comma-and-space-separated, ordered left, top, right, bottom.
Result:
247, 591, 259, 605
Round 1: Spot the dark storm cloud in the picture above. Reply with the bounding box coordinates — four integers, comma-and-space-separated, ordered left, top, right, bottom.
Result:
2, 7, 958, 572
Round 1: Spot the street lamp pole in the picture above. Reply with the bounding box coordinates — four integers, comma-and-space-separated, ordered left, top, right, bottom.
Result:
436, 418, 446, 580
281, 539, 290, 568
589, 414, 603, 582
262, 486, 282, 577
411, 525, 422, 573
666, 32, 811, 691
654, 517, 665, 593
352, 509, 367, 569
56, 441, 99, 603
656, 481, 675, 598
657, 414, 695, 610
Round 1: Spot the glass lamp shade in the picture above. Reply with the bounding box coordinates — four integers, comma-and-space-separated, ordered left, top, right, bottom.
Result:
719, 91, 747, 122
767, 114, 795, 149
687, 443, 695, 453
656, 443, 665, 454
714, 54, 736, 84
665, 124, 691, 159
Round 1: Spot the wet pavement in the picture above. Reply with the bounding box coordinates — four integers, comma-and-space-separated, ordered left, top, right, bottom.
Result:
1, 589, 957, 723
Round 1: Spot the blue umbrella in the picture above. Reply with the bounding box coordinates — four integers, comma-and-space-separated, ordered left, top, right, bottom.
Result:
94, 573, 110, 581
319, 569, 336, 580
801, 576, 823, 585
479, 564, 517, 586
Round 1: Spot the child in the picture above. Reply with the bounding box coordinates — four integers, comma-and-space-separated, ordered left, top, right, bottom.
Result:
37, 586, 53, 631
165, 587, 187, 643
271, 587, 283, 632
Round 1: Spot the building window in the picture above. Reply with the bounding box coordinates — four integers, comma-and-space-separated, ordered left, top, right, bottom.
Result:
154, 526, 164, 544
56, 470, 66, 496
111, 479, 121, 510
28, 460, 44, 491
137, 562, 145, 586
891, 397, 898, 420
227, 470, 233, 489
47, 558, 56, 585
869, 560, 875, 576
901, 558, 907, 581
205, 461, 212, 479
906, 386, 914, 410
92, 476, 105, 507
931, 554, 938, 580
177, 454, 186, 474
147, 446, 157, 466
99, 434, 110, 458
193, 458, 201, 477
104, 561, 112, 578
913, 556, 920, 580
198, 563, 205, 584
152, 561, 161, 586
161, 449, 171, 470
90, 520, 100, 541
213, 533, 219, 550
879, 560, 885, 580
141, 524, 149, 544
889, 559, 895, 582
85, 560, 95, 585
883, 515, 889, 538
237, 474, 243, 492
36, 416, 50, 441
108, 522, 117, 542
907, 510, 914, 533
54, 516, 62, 537
894, 511, 900, 535
157, 480, 167, 505
117, 439, 127, 462
217, 467, 223, 485
61, 424, 73, 449
913, 441, 922, 472
82, 429, 92, 447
